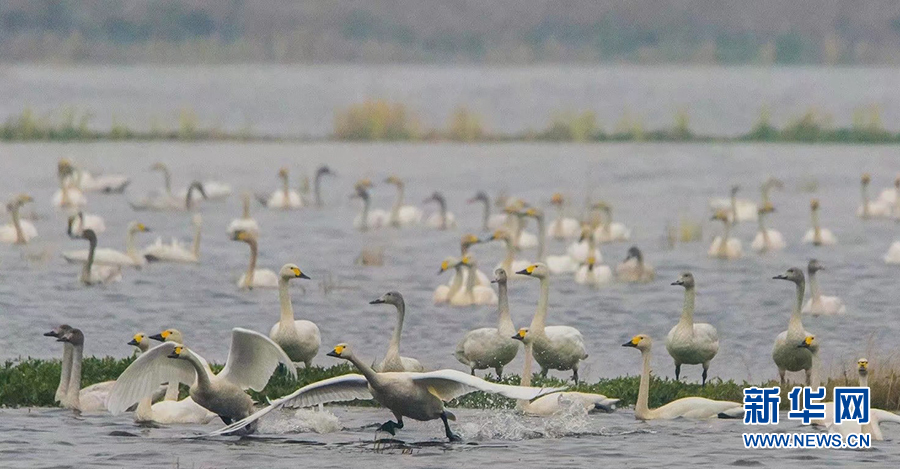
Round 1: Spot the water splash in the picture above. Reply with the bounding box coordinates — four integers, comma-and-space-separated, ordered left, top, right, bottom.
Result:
256, 408, 342, 434
458, 404, 602, 441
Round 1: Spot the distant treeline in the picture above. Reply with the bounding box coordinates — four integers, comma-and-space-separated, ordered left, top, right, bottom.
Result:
3, 102, 899, 144
2, 1, 900, 64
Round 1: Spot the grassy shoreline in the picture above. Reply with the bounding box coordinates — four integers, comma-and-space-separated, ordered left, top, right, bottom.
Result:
3, 104, 900, 144
3, 357, 898, 412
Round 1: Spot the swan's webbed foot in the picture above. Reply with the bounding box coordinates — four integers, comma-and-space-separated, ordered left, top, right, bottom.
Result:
495, 366, 503, 379
377, 418, 403, 436
572, 369, 579, 384
702, 367, 708, 387
539, 368, 548, 378
675, 363, 681, 381
470, 368, 475, 376
441, 412, 461, 442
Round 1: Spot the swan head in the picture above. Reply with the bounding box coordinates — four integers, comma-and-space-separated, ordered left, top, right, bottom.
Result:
797, 335, 818, 353
280, 264, 310, 280
585, 256, 596, 269
807, 259, 824, 274
773, 267, 805, 285
861, 173, 871, 186
624, 246, 643, 263
150, 329, 184, 344
468, 191, 489, 204
858, 358, 869, 377
710, 209, 730, 222
354, 178, 373, 192
44, 324, 73, 338
516, 263, 550, 279
128, 333, 150, 353
460, 234, 480, 249
424, 191, 445, 204
522, 207, 543, 219
671, 272, 694, 288
511, 327, 530, 343
550, 193, 565, 206
578, 225, 592, 242
492, 268, 508, 284
486, 230, 510, 244
326, 343, 352, 359
762, 177, 784, 191
384, 175, 403, 186
369, 290, 404, 307
438, 257, 461, 274
317, 165, 334, 177
166, 344, 189, 360
758, 202, 775, 215
231, 229, 257, 243
79, 228, 98, 245
129, 222, 150, 234
730, 185, 740, 196
622, 334, 651, 351
57, 328, 84, 347
591, 201, 611, 214
350, 186, 370, 201
14, 194, 33, 205
188, 181, 208, 199
810, 199, 820, 211
278, 167, 289, 179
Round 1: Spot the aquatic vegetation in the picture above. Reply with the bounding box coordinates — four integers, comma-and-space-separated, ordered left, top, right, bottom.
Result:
333, 100, 420, 141
447, 106, 486, 142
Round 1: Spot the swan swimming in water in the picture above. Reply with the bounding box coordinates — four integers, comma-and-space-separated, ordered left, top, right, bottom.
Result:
66, 211, 106, 236
565, 225, 604, 265
269, 264, 320, 368
750, 203, 785, 253
384, 175, 423, 227
312, 165, 335, 208
351, 185, 388, 231
258, 167, 303, 209
45, 326, 115, 412
107, 328, 296, 433
517, 263, 588, 382
623, 334, 742, 419
227, 192, 260, 237
455, 268, 519, 377
772, 267, 814, 386
72, 167, 130, 194
52, 159, 87, 209
709, 185, 757, 224
73, 229, 123, 285
708, 209, 742, 259
231, 230, 279, 289
801, 259, 846, 315
857, 173, 892, 219
130, 164, 208, 211
63, 221, 150, 267
591, 202, 631, 243
434, 256, 464, 305
802, 199, 837, 246
142, 214, 202, 263
524, 207, 579, 274
486, 230, 532, 278
0, 194, 38, 244
574, 256, 613, 287
451, 256, 498, 306
665, 273, 718, 386
616, 246, 656, 282
885, 240, 900, 264
424, 191, 457, 230
370, 291, 425, 372
546, 193, 581, 239
206, 343, 561, 440
468, 191, 507, 231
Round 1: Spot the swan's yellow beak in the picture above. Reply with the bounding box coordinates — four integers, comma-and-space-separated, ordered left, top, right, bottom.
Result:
167, 346, 183, 359
511, 329, 527, 341
516, 265, 537, 276
438, 260, 450, 274
128, 334, 143, 346
462, 234, 479, 245
858, 359, 868, 370
798, 336, 815, 348
137, 223, 147, 232
327, 345, 345, 357
622, 336, 641, 347
290, 267, 310, 279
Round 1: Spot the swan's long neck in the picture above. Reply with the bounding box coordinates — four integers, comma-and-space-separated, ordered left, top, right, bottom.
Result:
242, 194, 251, 219
82, 235, 97, 284
386, 300, 405, 362
808, 270, 820, 301
514, 216, 527, 249
160, 167, 172, 196
448, 265, 464, 297
497, 279, 514, 336
636, 347, 652, 419
861, 182, 870, 218
859, 370, 868, 388
185, 351, 211, 391
185, 184, 198, 211
67, 344, 83, 410
281, 173, 290, 200
359, 195, 370, 231
436, 197, 448, 230
191, 218, 202, 258
390, 184, 404, 226
534, 215, 546, 262
125, 226, 139, 260
529, 277, 550, 334
57, 343, 73, 403
59, 174, 72, 207
502, 239, 515, 273
10, 204, 25, 244
480, 199, 491, 231
758, 211, 770, 248
811, 208, 821, 244
789, 279, 805, 335
278, 277, 295, 326
602, 208, 613, 236
761, 185, 771, 206
729, 193, 737, 225
346, 353, 379, 384
464, 263, 478, 296
314, 171, 325, 207
719, 220, 730, 256
244, 239, 258, 286
679, 285, 696, 330
516, 342, 535, 411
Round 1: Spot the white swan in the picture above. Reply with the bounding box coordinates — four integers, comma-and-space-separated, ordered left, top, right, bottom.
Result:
616, 246, 656, 282
130, 165, 208, 211
312, 165, 335, 208
52, 160, 87, 209
66, 211, 106, 236
142, 215, 202, 263
565, 225, 603, 265
708, 185, 757, 224
227, 192, 260, 237
75, 168, 130, 193
178, 180, 231, 202
63, 221, 150, 267
269, 264, 320, 368
801, 259, 846, 315
370, 291, 425, 372
384, 175, 423, 227
802, 199, 837, 246
751, 203, 785, 253
0, 195, 38, 244
885, 241, 900, 264
351, 186, 388, 231
772, 267, 814, 386
876, 175, 900, 208
623, 334, 742, 419
45, 326, 114, 412
591, 202, 631, 243
546, 193, 581, 239
486, 230, 532, 278
523, 207, 577, 274
708, 209, 742, 259
73, 230, 123, 285
260, 167, 302, 209
206, 343, 561, 440
450, 256, 498, 306
759, 176, 784, 206
107, 328, 296, 432
424, 191, 457, 230
517, 263, 588, 382
231, 230, 278, 289
126, 333, 217, 424
574, 256, 613, 287
468, 191, 507, 231
504, 203, 538, 249
455, 268, 519, 377
666, 273, 718, 385
857, 173, 892, 219
455, 234, 490, 286
434, 256, 465, 305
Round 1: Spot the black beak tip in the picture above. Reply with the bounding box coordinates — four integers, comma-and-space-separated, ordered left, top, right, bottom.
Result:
369, 299, 384, 305
43, 332, 57, 337
149, 334, 164, 341
300, 273, 311, 280
670, 281, 679, 286
127, 339, 139, 346
622, 341, 635, 347
491, 279, 499, 284
515, 269, 530, 275
326, 351, 339, 358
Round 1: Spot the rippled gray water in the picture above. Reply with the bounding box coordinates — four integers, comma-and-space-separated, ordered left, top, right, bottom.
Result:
2, 141, 899, 467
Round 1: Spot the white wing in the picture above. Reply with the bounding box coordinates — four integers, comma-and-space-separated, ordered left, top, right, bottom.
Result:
411, 369, 563, 401
106, 342, 197, 415
217, 328, 296, 391
206, 374, 371, 436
